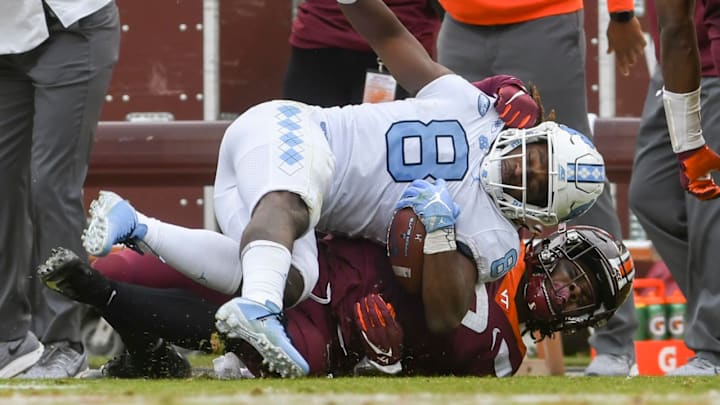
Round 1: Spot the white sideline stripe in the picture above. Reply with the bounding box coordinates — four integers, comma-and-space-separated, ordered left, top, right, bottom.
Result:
0, 388, 718, 405
0, 383, 77, 390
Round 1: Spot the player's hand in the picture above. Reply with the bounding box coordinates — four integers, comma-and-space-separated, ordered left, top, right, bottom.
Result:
606, 17, 646, 76
353, 294, 403, 375
678, 145, 720, 200
495, 84, 539, 129
395, 179, 460, 232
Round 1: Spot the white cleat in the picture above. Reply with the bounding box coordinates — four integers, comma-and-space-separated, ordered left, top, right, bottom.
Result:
82, 191, 146, 256
215, 297, 309, 378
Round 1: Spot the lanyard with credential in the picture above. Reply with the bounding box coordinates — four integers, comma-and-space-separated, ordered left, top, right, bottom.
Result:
362, 58, 397, 103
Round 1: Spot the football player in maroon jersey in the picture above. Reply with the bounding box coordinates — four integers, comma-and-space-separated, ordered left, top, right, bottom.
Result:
36, 225, 633, 378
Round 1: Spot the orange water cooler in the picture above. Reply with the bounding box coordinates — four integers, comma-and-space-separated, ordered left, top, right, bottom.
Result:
632, 278, 695, 375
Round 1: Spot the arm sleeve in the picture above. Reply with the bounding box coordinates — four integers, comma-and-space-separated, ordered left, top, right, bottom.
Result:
607, 0, 634, 13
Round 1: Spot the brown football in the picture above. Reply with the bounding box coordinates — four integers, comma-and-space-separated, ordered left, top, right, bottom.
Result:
386, 207, 426, 294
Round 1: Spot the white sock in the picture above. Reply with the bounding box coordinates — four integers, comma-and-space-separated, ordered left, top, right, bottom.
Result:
240, 240, 291, 310
138, 214, 243, 295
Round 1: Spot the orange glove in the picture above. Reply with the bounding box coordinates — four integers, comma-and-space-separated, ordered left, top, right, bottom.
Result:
495, 84, 539, 129
678, 145, 720, 200
354, 294, 403, 374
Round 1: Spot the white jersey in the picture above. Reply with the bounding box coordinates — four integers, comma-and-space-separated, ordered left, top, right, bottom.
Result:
313, 74, 520, 282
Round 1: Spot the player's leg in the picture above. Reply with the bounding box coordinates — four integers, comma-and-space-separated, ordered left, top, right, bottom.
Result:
0, 58, 44, 378
23, 3, 120, 378
665, 76, 720, 376
82, 192, 246, 296
630, 69, 689, 288
93, 248, 232, 305
213, 100, 333, 377
37, 247, 212, 378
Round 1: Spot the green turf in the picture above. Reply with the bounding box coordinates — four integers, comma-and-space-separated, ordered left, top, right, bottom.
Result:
2, 375, 719, 404
54, 355, 716, 405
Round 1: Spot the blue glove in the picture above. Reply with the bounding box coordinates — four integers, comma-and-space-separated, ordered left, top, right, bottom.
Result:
396, 179, 461, 232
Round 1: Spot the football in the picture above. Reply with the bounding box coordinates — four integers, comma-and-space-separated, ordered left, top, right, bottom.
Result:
386, 207, 426, 294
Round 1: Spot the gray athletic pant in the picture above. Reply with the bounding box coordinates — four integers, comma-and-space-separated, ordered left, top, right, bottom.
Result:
0, 2, 120, 343
438, 11, 637, 358
629, 68, 720, 365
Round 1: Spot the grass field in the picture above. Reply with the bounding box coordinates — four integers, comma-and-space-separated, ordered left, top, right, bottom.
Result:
2, 376, 719, 405
1, 355, 718, 405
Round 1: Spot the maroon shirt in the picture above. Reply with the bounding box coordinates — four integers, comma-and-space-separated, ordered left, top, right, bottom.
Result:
647, 0, 720, 76
290, 0, 440, 57
285, 237, 526, 377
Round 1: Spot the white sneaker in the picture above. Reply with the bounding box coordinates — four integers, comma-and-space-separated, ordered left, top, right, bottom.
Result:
17, 342, 88, 379
0, 332, 44, 378
665, 356, 720, 376
585, 353, 637, 376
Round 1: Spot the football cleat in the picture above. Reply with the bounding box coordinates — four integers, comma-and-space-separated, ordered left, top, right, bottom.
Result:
37, 247, 114, 307
89, 340, 191, 379
82, 191, 147, 257
215, 297, 309, 378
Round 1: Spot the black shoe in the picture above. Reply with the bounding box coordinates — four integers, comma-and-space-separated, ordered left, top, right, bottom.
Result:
101, 340, 191, 379
37, 247, 113, 306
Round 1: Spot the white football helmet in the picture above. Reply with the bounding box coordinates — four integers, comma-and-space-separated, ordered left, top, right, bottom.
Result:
480, 121, 605, 227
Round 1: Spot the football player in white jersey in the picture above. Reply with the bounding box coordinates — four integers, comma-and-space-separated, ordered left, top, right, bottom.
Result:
80, 0, 605, 377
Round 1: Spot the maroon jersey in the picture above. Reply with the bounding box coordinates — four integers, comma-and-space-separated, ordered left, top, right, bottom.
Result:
290, 0, 440, 55
286, 237, 527, 377
647, 0, 718, 76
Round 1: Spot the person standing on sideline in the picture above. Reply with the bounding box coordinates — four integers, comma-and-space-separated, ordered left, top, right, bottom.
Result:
0, 0, 120, 378
435, 0, 647, 376
283, 0, 441, 106
629, 0, 720, 376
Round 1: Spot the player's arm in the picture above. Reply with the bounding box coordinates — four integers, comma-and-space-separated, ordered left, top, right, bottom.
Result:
396, 179, 473, 332
422, 250, 477, 333
605, 0, 646, 76
657, 0, 720, 200
337, 0, 451, 95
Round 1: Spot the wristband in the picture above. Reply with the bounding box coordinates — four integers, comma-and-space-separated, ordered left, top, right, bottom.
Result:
663, 86, 705, 153
609, 11, 634, 23
423, 227, 457, 254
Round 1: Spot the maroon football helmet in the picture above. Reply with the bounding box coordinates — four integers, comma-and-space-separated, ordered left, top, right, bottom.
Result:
523, 225, 635, 336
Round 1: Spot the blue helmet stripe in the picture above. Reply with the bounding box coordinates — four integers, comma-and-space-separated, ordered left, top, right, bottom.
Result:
567, 163, 605, 183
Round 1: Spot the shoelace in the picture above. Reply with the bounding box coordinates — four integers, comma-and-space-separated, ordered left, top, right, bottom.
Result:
254, 310, 293, 334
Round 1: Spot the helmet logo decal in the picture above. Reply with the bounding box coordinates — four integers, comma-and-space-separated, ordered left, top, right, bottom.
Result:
567, 163, 605, 183
565, 200, 594, 221
477, 94, 491, 116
